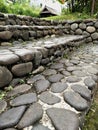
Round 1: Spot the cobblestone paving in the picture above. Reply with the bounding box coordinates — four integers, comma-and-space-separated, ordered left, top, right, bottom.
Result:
0, 44, 98, 130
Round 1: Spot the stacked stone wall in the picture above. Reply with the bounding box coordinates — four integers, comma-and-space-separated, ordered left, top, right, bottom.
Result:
0, 12, 98, 88
0, 13, 98, 43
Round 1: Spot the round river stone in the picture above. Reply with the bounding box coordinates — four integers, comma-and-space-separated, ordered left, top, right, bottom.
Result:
48, 74, 63, 83
10, 93, 37, 106
84, 77, 96, 90
64, 91, 88, 111
39, 91, 61, 105
0, 100, 7, 113
0, 106, 26, 129
34, 79, 50, 93
17, 103, 43, 129
51, 82, 68, 93
46, 108, 79, 130
71, 84, 91, 100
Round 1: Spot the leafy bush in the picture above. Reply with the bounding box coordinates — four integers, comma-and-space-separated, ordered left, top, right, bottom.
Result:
0, 0, 9, 13
0, 1, 40, 17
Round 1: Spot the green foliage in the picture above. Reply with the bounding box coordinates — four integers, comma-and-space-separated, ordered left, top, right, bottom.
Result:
0, 90, 6, 100
0, 0, 40, 17
0, 0, 9, 13
44, 12, 95, 21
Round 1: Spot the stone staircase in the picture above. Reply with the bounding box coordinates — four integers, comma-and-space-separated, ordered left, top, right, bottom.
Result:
0, 13, 98, 130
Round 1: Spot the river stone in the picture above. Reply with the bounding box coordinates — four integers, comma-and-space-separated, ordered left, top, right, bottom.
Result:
10, 78, 22, 87
7, 84, 31, 97
65, 62, 73, 67
43, 69, 57, 76
0, 100, 7, 113
10, 93, 37, 106
34, 79, 50, 93
48, 74, 63, 83
95, 21, 98, 28
17, 103, 43, 129
14, 49, 34, 62
84, 77, 96, 90
61, 70, 71, 76
27, 74, 45, 84
66, 76, 81, 83
11, 62, 33, 76
79, 23, 86, 30
71, 23, 78, 31
72, 70, 86, 77
34, 50, 42, 66
39, 91, 61, 105
75, 29, 82, 35
51, 82, 68, 93
0, 106, 26, 129
91, 32, 98, 40
0, 31, 13, 40
46, 108, 79, 130
4, 128, 17, 130
70, 59, 80, 65
83, 31, 90, 36
86, 26, 96, 33
32, 124, 50, 130
71, 84, 91, 100
0, 54, 19, 65
86, 67, 98, 75
0, 66, 13, 88
50, 63, 64, 70
32, 66, 45, 75
64, 91, 88, 111
67, 66, 81, 72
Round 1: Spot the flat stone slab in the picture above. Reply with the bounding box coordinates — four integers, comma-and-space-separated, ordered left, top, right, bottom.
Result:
43, 69, 57, 76
0, 100, 7, 113
64, 91, 88, 111
10, 93, 37, 106
34, 79, 50, 93
51, 82, 68, 93
72, 70, 87, 77
70, 59, 80, 65
0, 66, 13, 88
0, 106, 26, 129
3, 128, 17, 130
0, 54, 19, 65
17, 103, 43, 129
14, 49, 34, 62
66, 66, 81, 72
50, 63, 64, 70
11, 62, 33, 76
71, 84, 91, 101
48, 74, 63, 83
66, 76, 81, 83
7, 84, 31, 97
84, 77, 96, 90
86, 67, 98, 75
39, 91, 61, 105
61, 70, 71, 76
47, 108, 79, 130
32, 124, 50, 130
27, 74, 45, 84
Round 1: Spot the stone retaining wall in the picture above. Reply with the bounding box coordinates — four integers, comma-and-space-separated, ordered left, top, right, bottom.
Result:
0, 13, 98, 43
0, 35, 85, 88
0, 25, 69, 42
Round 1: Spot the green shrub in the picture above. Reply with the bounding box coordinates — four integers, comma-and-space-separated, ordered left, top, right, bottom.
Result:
0, 0, 8, 13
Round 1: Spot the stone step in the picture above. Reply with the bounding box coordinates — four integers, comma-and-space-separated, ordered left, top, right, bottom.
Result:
0, 43, 98, 130
0, 35, 85, 88
0, 25, 69, 41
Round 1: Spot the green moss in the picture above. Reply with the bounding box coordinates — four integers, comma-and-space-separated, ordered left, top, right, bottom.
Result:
83, 90, 98, 130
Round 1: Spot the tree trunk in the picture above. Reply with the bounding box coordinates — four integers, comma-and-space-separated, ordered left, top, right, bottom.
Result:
91, 0, 95, 15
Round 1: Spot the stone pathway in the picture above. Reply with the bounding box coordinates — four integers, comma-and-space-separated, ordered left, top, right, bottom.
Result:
0, 43, 98, 130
